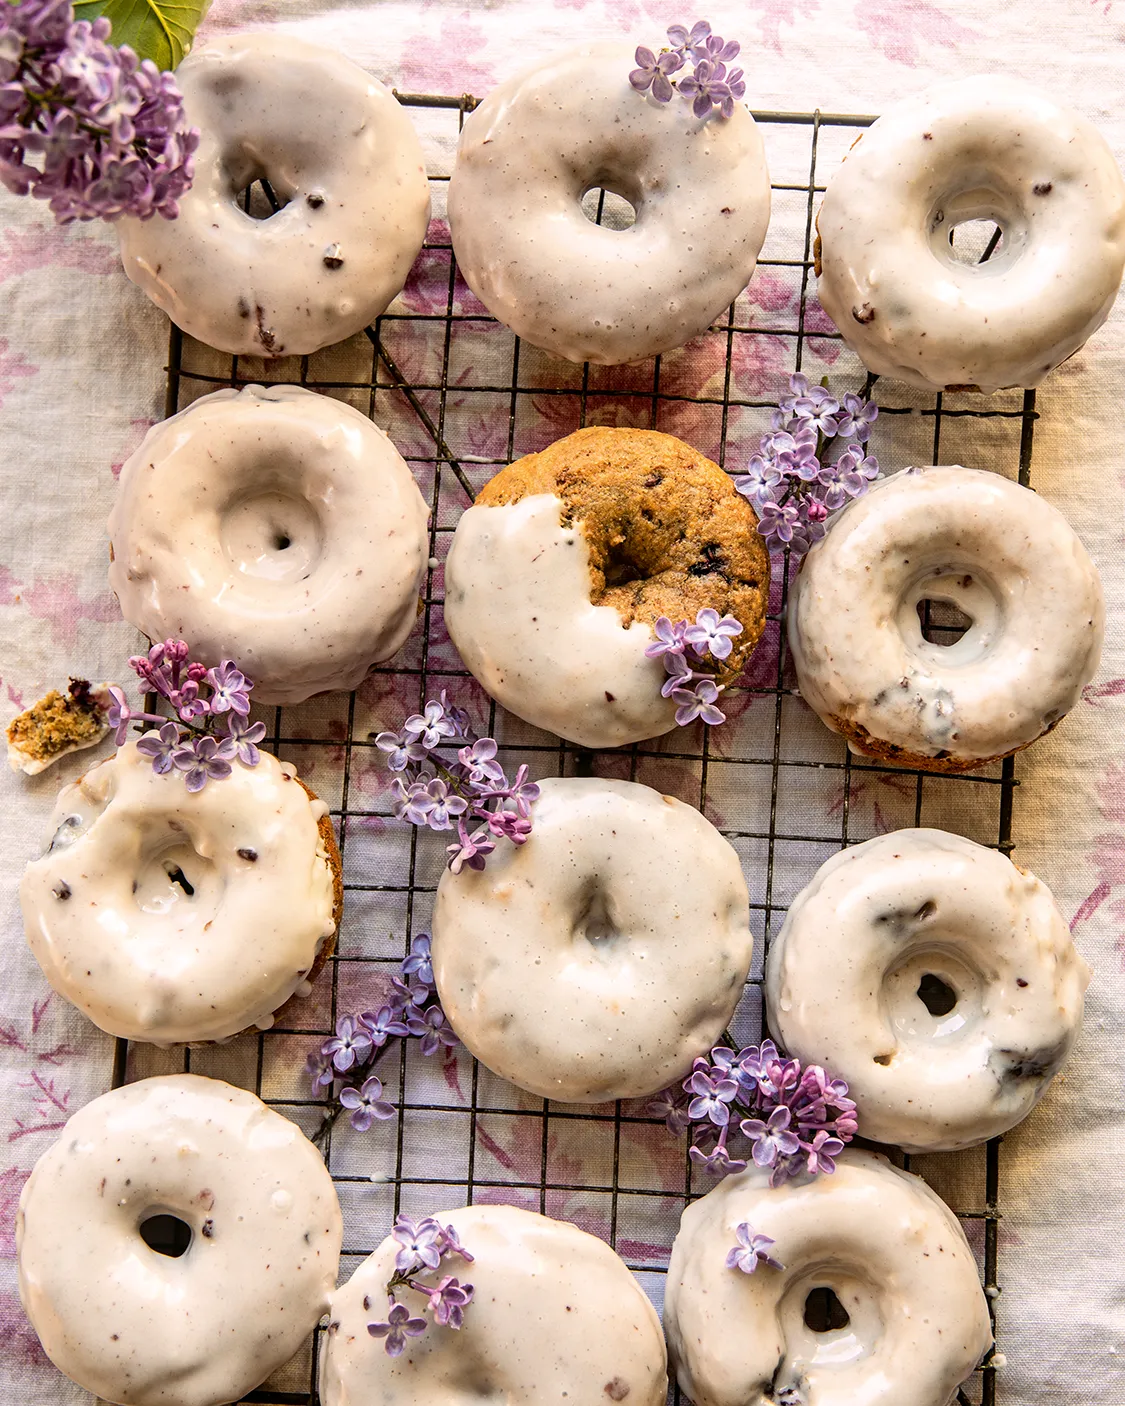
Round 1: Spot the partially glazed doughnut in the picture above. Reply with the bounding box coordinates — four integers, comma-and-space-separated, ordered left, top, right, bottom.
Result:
108, 384, 430, 705
449, 42, 770, 364
321, 1204, 667, 1406
17, 1074, 342, 1406
815, 75, 1125, 392
118, 33, 430, 357
664, 1150, 992, 1406
787, 465, 1104, 771
432, 777, 754, 1102
444, 427, 768, 749
20, 740, 341, 1045
765, 830, 1089, 1152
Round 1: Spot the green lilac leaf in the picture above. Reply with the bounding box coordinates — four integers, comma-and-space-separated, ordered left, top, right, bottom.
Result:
72, 0, 210, 70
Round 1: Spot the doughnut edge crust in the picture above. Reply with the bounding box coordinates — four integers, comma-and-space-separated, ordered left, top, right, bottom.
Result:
815, 75, 1125, 392
664, 1150, 992, 1406
118, 33, 430, 357
431, 777, 754, 1102
17, 1074, 343, 1406
320, 1204, 667, 1406
787, 465, 1104, 772
449, 42, 770, 365
764, 829, 1090, 1151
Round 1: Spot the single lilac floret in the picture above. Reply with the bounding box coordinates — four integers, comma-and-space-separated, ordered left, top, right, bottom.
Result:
648, 1085, 693, 1136
645, 616, 690, 659
660, 650, 696, 699
740, 1104, 801, 1168
834, 392, 878, 442
804, 1130, 845, 1175
403, 699, 459, 751
135, 719, 181, 775
106, 684, 133, 745
688, 1133, 746, 1175
171, 733, 232, 792
375, 729, 426, 773
684, 607, 743, 661
734, 454, 783, 507
418, 1005, 458, 1057
304, 1047, 335, 1095
458, 737, 505, 786
367, 1301, 427, 1357
672, 677, 726, 727
360, 1004, 410, 1047
629, 44, 682, 102
401, 934, 433, 986
726, 1222, 784, 1274
223, 712, 266, 766
426, 1275, 474, 1328
339, 1075, 395, 1131
446, 819, 496, 874
678, 58, 734, 120
392, 1216, 444, 1274
687, 1069, 739, 1126
322, 1014, 373, 1074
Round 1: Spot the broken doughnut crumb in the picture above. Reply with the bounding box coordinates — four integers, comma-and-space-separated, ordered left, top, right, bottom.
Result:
7, 679, 113, 776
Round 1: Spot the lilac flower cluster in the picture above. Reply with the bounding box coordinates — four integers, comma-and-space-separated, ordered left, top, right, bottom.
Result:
365, 1215, 475, 1356
0, 0, 198, 224
734, 374, 881, 559
649, 1039, 858, 1187
376, 694, 540, 874
726, 1222, 784, 1274
107, 640, 265, 793
644, 608, 743, 728
629, 20, 745, 120
304, 935, 458, 1143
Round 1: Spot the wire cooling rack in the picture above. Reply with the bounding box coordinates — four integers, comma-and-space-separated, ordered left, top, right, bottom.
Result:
109, 96, 1040, 1406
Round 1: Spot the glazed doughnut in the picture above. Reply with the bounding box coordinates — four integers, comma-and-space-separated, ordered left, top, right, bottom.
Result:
787, 465, 1104, 772
321, 1204, 667, 1405
17, 1074, 343, 1406
448, 42, 770, 365
815, 75, 1125, 392
118, 33, 430, 357
108, 384, 430, 706
20, 740, 342, 1045
444, 427, 768, 749
765, 829, 1089, 1152
664, 1149, 992, 1406
431, 777, 754, 1102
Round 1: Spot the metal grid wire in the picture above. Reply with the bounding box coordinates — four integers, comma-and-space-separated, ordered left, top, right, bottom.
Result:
108, 96, 1035, 1406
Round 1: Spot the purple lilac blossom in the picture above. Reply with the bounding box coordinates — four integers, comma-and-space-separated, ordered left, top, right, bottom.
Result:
628, 44, 682, 102
726, 1223, 784, 1274
339, 1075, 395, 1132
630, 21, 745, 119
393, 1217, 445, 1273
171, 733, 232, 792
0, 0, 198, 224
367, 1302, 427, 1357
426, 1276, 474, 1329
323, 1015, 373, 1074
648, 607, 741, 729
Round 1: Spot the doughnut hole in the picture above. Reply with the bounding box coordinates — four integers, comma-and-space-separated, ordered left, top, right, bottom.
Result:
778, 1267, 883, 1368
897, 565, 1002, 671
139, 1212, 193, 1258
220, 488, 325, 586
882, 943, 985, 1049
580, 185, 638, 231
133, 825, 219, 919
926, 182, 1027, 274
221, 139, 304, 222
572, 880, 621, 950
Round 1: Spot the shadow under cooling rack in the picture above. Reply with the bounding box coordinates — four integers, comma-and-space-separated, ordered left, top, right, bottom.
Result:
112, 96, 1033, 1406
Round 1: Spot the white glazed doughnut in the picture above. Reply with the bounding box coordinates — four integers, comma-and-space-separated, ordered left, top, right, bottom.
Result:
815, 75, 1125, 392
20, 740, 340, 1045
108, 384, 430, 705
448, 42, 771, 365
664, 1149, 992, 1406
431, 777, 754, 1103
320, 1204, 667, 1406
117, 33, 430, 357
17, 1074, 343, 1406
765, 830, 1089, 1152
787, 465, 1104, 771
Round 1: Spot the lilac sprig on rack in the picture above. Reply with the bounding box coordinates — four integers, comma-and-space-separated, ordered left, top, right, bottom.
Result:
630, 20, 745, 120
0, 0, 198, 224
364, 1216, 475, 1356
376, 694, 540, 873
649, 1039, 858, 1186
645, 608, 743, 727
734, 374, 881, 560
107, 639, 265, 793
304, 935, 458, 1148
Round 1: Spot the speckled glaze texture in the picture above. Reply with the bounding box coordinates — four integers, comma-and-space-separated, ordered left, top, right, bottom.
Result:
815, 75, 1125, 392
20, 742, 338, 1045
117, 33, 430, 358
445, 494, 678, 747
664, 1150, 992, 1406
764, 829, 1089, 1152
431, 777, 754, 1103
108, 384, 430, 705
320, 1204, 667, 1406
448, 42, 770, 365
787, 465, 1104, 771
17, 1075, 343, 1406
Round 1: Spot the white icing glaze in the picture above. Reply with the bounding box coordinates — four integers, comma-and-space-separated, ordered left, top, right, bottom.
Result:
448, 42, 770, 365
444, 494, 678, 748
431, 776, 753, 1103
17, 1074, 342, 1406
118, 33, 430, 357
787, 465, 1104, 767
764, 829, 1089, 1152
664, 1149, 992, 1406
320, 1204, 667, 1406
108, 384, 430, 706
816, 75, 1125, 392
20, 741, 337, 1045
